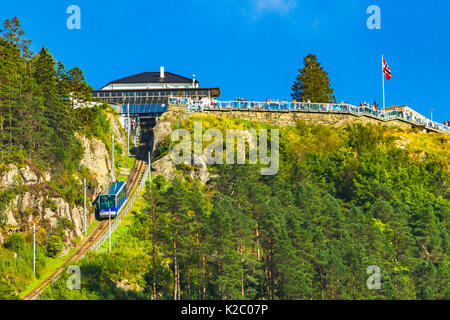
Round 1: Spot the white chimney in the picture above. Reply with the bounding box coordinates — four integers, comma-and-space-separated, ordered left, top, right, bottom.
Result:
160, 66, 165, 78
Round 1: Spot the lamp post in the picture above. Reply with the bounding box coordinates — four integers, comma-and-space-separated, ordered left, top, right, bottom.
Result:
112, 134, 115, 182
148, 150, 152, 192
109, 208, 111, 252
84, 178, 87, 235
430, 109, 433, 122
127, 104, 130, 156
33, 224, 36, 278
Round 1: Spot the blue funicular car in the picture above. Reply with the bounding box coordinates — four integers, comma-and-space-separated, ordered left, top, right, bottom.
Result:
96, 181, 127, 220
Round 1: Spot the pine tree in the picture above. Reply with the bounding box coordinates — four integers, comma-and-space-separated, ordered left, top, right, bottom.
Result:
68, 67, 92, 108
34, 47, 81, 169
291, 54, 336, 103
56, 62, 71, 107
188, 181, 209, 300
0, 17, 32, 59
207, 196, 242, 299
163, 179, 191, 300
144, 184, 169, 300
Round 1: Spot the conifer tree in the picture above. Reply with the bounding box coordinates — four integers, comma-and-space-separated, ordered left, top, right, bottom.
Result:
34, 47, 81, 169
56, 62, 71, 107
68, 67, 93, 108
291, 53, 336, 103
163, 179, 191, 300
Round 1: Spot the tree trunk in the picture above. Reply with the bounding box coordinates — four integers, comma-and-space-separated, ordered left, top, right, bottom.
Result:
240, 243, 244, 298
187, 269, 191, 300
256, 228, 261, 262
268, 241, 274, 300
178, 265, 181, 300
202, 255, 206, 300
197, 233, 201, 300
174, 238, 178, 300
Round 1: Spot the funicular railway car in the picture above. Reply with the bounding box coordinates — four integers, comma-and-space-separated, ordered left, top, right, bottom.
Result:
96, 181, 127, 220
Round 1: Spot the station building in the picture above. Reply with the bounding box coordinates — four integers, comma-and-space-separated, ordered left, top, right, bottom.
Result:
92, 66, 220, 131
92, 66, 220, 106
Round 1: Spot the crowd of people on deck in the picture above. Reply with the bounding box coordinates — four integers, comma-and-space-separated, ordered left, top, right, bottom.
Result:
168, 96, 450, 132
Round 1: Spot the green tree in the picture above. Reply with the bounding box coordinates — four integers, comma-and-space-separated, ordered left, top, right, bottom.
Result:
4, 233, 25, 251
56, 62, 71, 106
46, 235, 63, 258
0, 279, 18, 300
34, 47, 82, 170
68, 67, 93, 108
0, 17, 32, 58
163, 179, 191, 300
291, 53, 336, 103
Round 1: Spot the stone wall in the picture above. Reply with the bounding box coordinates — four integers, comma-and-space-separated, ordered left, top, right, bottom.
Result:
192, 109, 414, 129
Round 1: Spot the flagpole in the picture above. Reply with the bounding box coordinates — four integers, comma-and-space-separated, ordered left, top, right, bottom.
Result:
382, 54, 386, 110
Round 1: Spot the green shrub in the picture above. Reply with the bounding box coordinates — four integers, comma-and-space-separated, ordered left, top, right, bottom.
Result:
46, 235, 63, 258
43, 198, 58, 211
0, 279, 18, 300
0, 212, 7, 227
4, 234, 25, 252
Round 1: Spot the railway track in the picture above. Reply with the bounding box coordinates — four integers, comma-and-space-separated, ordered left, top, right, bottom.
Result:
23, 127, 152, 300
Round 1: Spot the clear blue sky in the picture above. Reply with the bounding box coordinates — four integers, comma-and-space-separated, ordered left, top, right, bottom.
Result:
1, 0, 449, 122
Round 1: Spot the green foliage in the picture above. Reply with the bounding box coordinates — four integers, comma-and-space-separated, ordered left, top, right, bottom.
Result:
0, 279, 18, 300
291, 53, 336, 103
42, 198, 57, 211
57, 217, 75, 231
41, 117, 450, 300
4, 233, 25, 252
0, 17, 131, 296
67, 66, 93, 107
74, 104, 110, 141
45, 235, 63, 258
0, 187, 18, 225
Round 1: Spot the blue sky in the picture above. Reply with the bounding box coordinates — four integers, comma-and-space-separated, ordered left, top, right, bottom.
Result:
1, 0, 449, 122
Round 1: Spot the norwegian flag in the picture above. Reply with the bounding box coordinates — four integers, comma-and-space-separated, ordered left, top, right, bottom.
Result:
382, 56, 391, 80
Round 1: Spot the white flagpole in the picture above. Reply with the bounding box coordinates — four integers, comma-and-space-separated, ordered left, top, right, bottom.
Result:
382, 54, 386, 110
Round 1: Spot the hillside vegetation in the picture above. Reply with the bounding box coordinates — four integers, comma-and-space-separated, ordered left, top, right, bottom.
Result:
0, 18, 130, 299
41, 116, 449, 300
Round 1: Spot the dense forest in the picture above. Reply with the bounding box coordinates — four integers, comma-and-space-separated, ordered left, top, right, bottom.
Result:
42, 116, 450, 300
0, 18, 126, 299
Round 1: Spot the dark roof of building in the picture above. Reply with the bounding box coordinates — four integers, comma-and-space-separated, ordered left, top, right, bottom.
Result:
105, 72, 199, 86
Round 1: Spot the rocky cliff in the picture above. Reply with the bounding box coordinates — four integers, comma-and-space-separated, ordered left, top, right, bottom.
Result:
150, 110, 211, 184
0, 113, 127, 246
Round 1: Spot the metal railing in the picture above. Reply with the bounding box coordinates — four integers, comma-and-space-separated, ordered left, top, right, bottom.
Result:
168, 98, 450, 134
